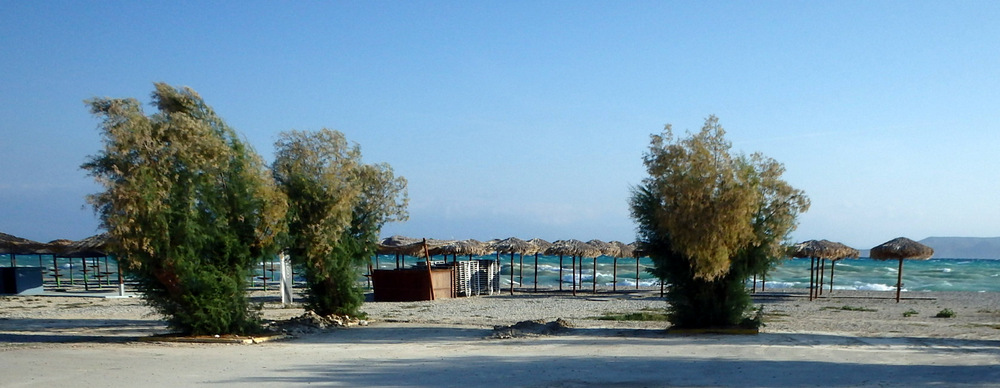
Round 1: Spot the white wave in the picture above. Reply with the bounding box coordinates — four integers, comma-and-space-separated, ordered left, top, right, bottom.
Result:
853, 282, 897, 292
941, 268, 952, 273
762, 281, 798, 289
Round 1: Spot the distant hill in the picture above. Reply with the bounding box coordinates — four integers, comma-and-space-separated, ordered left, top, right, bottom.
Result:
918, 237, 1000, 259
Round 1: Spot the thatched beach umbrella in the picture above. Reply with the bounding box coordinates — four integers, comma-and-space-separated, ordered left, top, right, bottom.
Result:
378, 236, 452, 268
793, 240, 858, 301
495, 237, 531, 295
52, 234, 115, 291
870, 237, 934, 303
826, 243, 860, 293
586, 239, 616, 292
0, 232, 45, 266
571, 240, 601, 295
608, 241, 634, 291
544, 240, 576, 292
527, 238, 552, 292
430, 239, 489, 262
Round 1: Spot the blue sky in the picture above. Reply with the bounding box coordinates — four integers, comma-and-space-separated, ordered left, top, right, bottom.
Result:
2, 1, 998, 249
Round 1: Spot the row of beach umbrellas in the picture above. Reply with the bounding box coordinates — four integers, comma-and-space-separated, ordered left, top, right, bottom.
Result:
382, 235, 935, 301
375, 236, 641, 295
793, 237, 934, 302
0, 232, 111, 262
376, 235, 636, 259
3, 231, 934, 301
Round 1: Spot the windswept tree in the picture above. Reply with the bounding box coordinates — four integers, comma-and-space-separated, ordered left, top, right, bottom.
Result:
82, 83, 287, 335
273, 129, 407, 317
630, 116, 809, 328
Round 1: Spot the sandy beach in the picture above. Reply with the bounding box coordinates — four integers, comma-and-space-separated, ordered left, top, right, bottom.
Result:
2, 288, 999, 387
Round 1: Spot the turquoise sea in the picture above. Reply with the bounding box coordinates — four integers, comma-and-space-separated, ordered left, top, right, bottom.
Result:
3, 254, 998, 293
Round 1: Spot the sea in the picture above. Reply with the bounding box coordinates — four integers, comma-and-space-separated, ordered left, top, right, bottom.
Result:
4, 254, 999, 293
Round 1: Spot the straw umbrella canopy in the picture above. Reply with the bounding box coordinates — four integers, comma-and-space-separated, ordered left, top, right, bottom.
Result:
526, 238, 552, 292
793, 239, 858, 300
377, 235, 423, 255
585, 239, 616, 292
607, 241, 635, 291
494, 237, 531, 294
430, 239, 489, 260
377, 236, 455, 268
544, 240, 578, 292
493, 237, 530, 255
56, 233, 112, 258
0, 232, 46, 266
526, 238, 551, 255
870, 237, 934, 302
827, 242, 860, 293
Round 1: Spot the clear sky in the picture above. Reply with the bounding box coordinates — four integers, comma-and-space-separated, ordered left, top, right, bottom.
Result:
2, 1, 998, 249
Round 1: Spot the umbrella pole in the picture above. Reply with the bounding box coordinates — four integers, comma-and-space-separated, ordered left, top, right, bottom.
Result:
82, 257, 89, 291
829, 260, 836, 293
896, 258, 904, 303
592, 256, 597, 294
533, 253, 539, 293
518, 253, 523, 288
510, 252, 515, 295
52, 255, 60, 287
558, 255, 564, 291
613, 257, 618, 292
821, 259, 827, 296
636, 258, 640, 290
422, 239, 435, 300
808, 257, 815, 301
571, 256, 577, 296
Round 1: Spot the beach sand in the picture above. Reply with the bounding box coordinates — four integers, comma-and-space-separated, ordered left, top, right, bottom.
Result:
2, 289, 999, 387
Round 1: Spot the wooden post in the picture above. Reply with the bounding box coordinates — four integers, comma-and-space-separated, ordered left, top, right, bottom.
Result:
52, 255, 61, 287
636, 257, 640, 290
518, 253, 523, 287
829, 260, 836, 293
818, 259, 826, 296
533, 253, 539, 293
422, 239, 435, 300
612, 257, 618, 292
571, 256, 577, 296
896, 258, 904, 303
558, 255, 564, 291
809, 257, 815, 301
509, 252, 515, 295
82, 257, 89, 291
592, 256, 597, 293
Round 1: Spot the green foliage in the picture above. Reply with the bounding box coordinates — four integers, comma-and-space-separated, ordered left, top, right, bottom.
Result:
936, 308, 956, 318
903, 308, 919, 317
273, 129, 407, 317
630, 116, 808, 329
82, 83, 287, 335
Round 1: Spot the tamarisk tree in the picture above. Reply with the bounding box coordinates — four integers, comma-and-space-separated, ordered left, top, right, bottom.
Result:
82, 83, 287, 335
630, 116, 809, 328
273, 129, 407, 317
